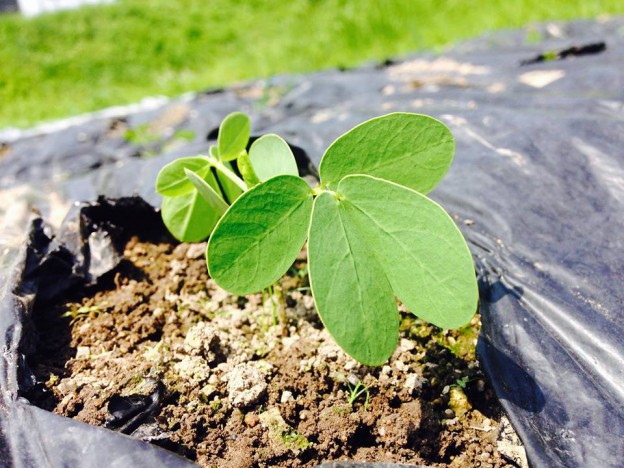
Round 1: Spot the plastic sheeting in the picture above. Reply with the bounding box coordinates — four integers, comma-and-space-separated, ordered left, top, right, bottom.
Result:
1, 17, 623, 467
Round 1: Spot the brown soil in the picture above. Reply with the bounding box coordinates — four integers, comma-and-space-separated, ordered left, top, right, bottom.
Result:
26, 237, 524, 467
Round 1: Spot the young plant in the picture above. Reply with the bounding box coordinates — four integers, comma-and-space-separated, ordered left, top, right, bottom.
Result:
206, 112, 479, 366
346, 381, 370, 408
155, 112, 297, 242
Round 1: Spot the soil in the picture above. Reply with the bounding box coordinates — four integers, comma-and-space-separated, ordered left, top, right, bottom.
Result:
25, 236, 525, 468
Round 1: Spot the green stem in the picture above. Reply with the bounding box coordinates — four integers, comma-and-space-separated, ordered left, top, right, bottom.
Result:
207, 155, 248, 192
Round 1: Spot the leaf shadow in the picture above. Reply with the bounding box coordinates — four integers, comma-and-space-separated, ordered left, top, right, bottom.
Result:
477, 337, 546, 413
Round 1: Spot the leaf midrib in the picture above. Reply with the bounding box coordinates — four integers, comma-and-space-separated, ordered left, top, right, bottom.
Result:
344, 197, 462, 311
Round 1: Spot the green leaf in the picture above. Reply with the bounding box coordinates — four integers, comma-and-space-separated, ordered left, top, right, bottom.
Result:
155, 156, 211, 196
215, 160, 245, 204
337, 175, 478, 329
218, 112, 250, 161
308, 192, 399, 366
207, 175, 313, 295
161, 170, 222, 242
249, 134, 299, 181
237, 151, 261, 188
319, 113, 454, 194
184, 168, 228, 216
209, 145, 219, 159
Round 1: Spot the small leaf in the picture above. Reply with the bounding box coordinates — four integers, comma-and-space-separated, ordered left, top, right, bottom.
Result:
249, 134, 299, 181
338, 175, 478, 329
155, 156, 211, 196
161, 170, 222, 242
215, 160, 244, 204
207, 175, 313, 295
209, 145, 219, 159
308, 192, 399, 366
218, 112, 250, 161
237, 151, 261, 187
184, 168, 228, 216
319, 113, 454, 194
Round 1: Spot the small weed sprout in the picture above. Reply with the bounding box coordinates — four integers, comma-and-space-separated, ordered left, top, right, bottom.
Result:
62, 303, 106, 325
346, 381, 370, 409
453, 375, 476, 389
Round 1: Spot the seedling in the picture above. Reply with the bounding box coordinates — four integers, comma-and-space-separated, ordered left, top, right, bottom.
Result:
346, 381, 370, 409
261, 284, 285, 328
156, 112, 478, 366
62, 303, 106, 325
206, 112, 478, 366
455, 376, 470, 389
453, 375, 479, 389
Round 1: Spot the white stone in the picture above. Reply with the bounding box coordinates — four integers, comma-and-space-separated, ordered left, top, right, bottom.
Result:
75, 346, 90, 359
404, 373, 427, 394
184, 322, 221, 362
226, 363, 267, 408
280, 390, 294, 403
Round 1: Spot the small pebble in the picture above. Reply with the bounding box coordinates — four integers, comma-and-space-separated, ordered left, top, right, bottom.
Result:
344, 360, 357, 371
244, 413, 259, 427
394, 360, 406, 372
280, 390, 294, 403
75, 346, 90, 359
404, 374, 426, 394
200, 384, 217, 400
346, 374, 359, 386
444, 408, 455, 418
185, 243, 206, 259
399, 338, 415, 351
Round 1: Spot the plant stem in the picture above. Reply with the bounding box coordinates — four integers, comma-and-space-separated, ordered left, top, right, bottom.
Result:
208, 156, 248, 192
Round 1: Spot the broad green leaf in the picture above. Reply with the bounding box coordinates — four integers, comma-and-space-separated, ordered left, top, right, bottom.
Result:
319, 113, 454, 194
184, 168, 228, 216
218, 112, 250, 161
338, 175, 478, 329
216, 160, 244, 203
237, 151, 261, 187
161, 170, 222, 242
155, 156, 211, 196
308, 192, 399, 366
249, 134, 299, 181
207, 175, 313, 295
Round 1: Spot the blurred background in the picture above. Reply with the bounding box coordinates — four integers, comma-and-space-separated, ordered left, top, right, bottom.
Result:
1, 0, 622, 129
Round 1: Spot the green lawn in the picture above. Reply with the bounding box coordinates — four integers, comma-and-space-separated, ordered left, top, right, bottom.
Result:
1, 0, 622, 129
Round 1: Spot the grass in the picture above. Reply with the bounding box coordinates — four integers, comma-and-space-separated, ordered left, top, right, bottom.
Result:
1, 0, 622, 129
